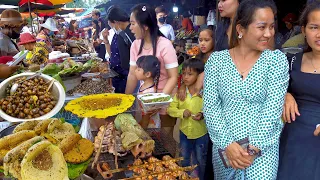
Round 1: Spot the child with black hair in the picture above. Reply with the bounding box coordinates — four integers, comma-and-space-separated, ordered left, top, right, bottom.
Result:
135, 55, 161, 129
167, 58, 208, 180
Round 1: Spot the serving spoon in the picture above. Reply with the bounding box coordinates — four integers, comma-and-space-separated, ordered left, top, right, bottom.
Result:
10, 72, 41, 95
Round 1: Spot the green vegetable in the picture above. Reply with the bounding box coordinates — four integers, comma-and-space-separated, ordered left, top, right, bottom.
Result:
60, 118, 66, 123
67, 158, 91, 179
67, 59, 77, 67
58, 67, 80, 76
73, 125, 80, 133
142, 96, 171, 103
83, 60, 93, 69
42, 63, 61, 76
52, 74, 66, 91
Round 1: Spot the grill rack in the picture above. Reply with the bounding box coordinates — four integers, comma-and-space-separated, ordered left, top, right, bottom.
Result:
89, 128, 177, 179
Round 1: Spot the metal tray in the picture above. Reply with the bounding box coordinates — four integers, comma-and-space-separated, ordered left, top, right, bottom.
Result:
0, 124, 17, 138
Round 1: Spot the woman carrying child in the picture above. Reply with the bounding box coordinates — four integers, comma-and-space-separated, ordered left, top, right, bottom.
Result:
168, 58, 208, 180
135, 55, 161, 129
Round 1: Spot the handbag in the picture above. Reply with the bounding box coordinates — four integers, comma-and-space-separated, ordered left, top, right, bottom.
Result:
218, 137, 249, 168
218, 138, 249, 179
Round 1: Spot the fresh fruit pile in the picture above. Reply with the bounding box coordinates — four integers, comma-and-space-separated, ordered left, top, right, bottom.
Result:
187, 46, 200, 56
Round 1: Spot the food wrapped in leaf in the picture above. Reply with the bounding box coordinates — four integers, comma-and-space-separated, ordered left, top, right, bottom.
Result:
121, 132, 142, 150
115, 114, 155, 155
114, 113, 137, 130
65, 94, 135, 118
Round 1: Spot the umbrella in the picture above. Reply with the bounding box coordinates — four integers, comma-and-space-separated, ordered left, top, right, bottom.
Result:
37, 12, 56, 17
0, 5, 19, 13
20, 12, 37, 18
19, 0, 53, 6
19, 0, 55, 13
0, 0, 20, 6
0, 0, 73, 6
33, 8, 84, 15
47, 0, 73, 5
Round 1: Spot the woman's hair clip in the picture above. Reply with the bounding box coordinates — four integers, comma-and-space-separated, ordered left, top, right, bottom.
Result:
142, 6, 147, 12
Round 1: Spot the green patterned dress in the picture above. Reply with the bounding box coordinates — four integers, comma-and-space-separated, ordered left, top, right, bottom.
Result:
203, 49, 289, 179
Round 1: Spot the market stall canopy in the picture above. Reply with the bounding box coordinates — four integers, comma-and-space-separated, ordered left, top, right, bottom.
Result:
0, 5, 19, 9
20, 12, 37, 18
3, 0, 74, 6
18, 0, 55, 12
19, 0, 53, 6
34, 8, 84, 15
0, 5, 18, 13
46, 0, 73, 5
37, 11, 56, 17
0, 0, 20, 5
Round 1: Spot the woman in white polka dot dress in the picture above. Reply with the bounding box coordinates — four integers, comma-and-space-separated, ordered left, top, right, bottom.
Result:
203, 0, 289, 179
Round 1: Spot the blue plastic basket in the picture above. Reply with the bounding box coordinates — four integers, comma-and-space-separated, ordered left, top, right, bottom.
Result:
53, 103, 81, 126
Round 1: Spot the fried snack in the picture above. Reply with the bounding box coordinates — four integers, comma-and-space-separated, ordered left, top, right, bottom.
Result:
178, 171, 189, 179
160, 174, 176, 180
34, 119, 53, 135
133, 159, 143, 166
0, 149, 8, 164
13, 121, 39, 133
162, 155, 172, 161
64, 139, 94, 164
42, 133, 58, 144
0, 130, 36, 150
49, 122, 75, 141
47, 118, 62, 133
59, 133, 81, 154
3, 136, 45, 179
20, 141, 68, 180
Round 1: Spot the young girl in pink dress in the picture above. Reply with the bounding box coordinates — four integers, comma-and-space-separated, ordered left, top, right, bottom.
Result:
135, 55, 161, 129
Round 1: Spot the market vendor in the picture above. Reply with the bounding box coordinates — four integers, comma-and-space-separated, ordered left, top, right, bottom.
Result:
181, 12, 194, 31
0, 9, 27, 57
65, 20, 85, 39
103, 5, 135, 93
37, 18, 59, 53
18, 32, 36, 64
26, 18, 57, 65
18, 32, 36, 51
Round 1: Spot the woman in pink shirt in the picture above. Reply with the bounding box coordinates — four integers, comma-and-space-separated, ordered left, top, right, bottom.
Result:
126, 4, 178, 128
